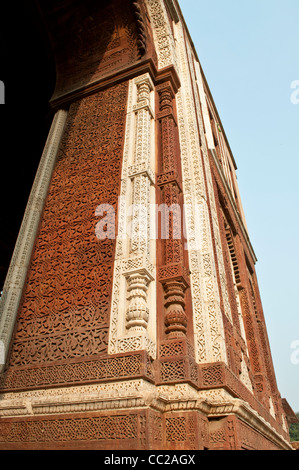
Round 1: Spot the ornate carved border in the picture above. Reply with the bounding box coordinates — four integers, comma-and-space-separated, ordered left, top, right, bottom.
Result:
108, 74, 157, 359
173, 20, 228, 365
0, 352, 154, 393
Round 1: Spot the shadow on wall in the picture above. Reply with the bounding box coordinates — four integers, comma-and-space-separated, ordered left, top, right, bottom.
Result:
0, 0, 56, 290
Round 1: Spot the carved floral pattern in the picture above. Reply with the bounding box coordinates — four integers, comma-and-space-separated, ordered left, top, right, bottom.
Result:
108, 74, 157, 359
7, 83, 128, 370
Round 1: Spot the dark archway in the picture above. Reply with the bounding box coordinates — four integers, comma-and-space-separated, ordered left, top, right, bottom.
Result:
0, 0, 56, 290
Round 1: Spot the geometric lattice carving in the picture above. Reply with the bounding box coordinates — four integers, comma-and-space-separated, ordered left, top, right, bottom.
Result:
159, 341, 185, 358
0, 352, 154, 392
160, 360, 186, 382
201, 364, 225, 387
166, 417, 187, 442
210, 430, 226, 444
159, 337, 199, 386
0, 414, 139, 443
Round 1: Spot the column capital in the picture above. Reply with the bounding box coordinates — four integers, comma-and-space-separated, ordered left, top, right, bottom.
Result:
134, 73, 154, 91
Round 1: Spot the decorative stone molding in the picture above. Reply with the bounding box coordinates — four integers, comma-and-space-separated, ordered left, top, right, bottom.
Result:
145, 0, 179, 71
130, 0, 148, 59
209, 147, 257, 264
206, 399, 292, 451
189, 59, 233, 326
153, 76, 198, 389
125, 269, 153, 331
0, 351, 154, 392
165, 0, 180, 23
156, 80, 190, 341
0, 110, 68, 372
0, 380, 292, 450
0, 379, 158, 417
173, 20, 228, 365
108, 74, 157, 359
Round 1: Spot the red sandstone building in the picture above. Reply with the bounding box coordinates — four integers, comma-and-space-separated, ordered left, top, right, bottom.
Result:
0, 0, 296, 450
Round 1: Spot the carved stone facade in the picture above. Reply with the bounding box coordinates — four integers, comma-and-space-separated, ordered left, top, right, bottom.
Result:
0, 0, 294, 450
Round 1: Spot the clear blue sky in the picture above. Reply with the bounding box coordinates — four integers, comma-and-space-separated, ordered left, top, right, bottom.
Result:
179, 0, 299, 412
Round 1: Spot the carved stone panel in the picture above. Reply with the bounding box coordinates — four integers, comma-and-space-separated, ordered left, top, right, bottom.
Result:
38, 0, 141, 99
5, 82, 128, 372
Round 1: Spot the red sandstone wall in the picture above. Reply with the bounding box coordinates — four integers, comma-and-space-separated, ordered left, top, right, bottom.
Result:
0, 0, 291, 451
0, 410, 284, 450
6, 83, 128, 371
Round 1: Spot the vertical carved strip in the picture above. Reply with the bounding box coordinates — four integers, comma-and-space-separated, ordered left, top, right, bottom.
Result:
0, 110, 68, 371
126, 74, 155, 336
145, 0, 179, 71
156, 81, 198, 387
173, 20, 227, 365
108, 74, 157, 359
130, 0, 148, 59
157, 81, 188, 340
